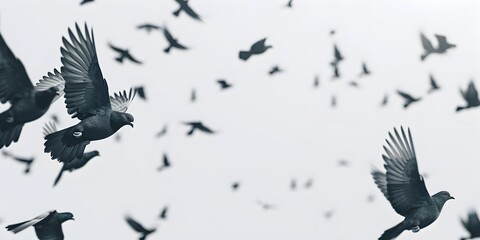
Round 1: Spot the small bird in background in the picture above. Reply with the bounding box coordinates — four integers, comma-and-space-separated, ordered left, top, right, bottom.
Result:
114, 133, 122, 142
331, 95, 337, 108
349, 81, 359, 88
159, 206, 168, 220
172, 0, 202, 22
304, 178, 314, 189
217, 79, 232, 90
371, 127, 454, 240
183, 121, 215, 136
51, 114, 60, 124
158, 153, 171, 171
324, 210, 335, 220
156, 125, 167, 138
190, 88, 197, 103
239, 38, 272, 61
160, 26, 188, 54
330, 29, 336, 35
366, 194, 375, 203
80, 0, 94, 5
269, 65, 283, 75
290, 178, 297, 191
420, 33, 456, 61
397, 90, 421, 109
231, 182, 240, 191
380, 94, 389, 107
427, 75, 440, 93
125, 216, 156, 240
108, 43, 142, 64
137, 23, 161, 34
285, 0, 293, 8
257, 200, 275, 210
457, 81, 480, 112
2, 151, 34, 174
330, 44, 344, 79
6, 210, 74, 240
135, 86, 146, 100
338, 159, 349, 167
332, 63, 340, 78
460, 209, 480, 240
359, 62, 371, 76
313, 75, 319, 88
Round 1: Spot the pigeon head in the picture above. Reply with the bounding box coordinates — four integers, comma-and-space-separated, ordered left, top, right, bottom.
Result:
57, 212, 74, 223
432, 191, 454, 211
35, 86, 60, 109
110, 112, 134, 132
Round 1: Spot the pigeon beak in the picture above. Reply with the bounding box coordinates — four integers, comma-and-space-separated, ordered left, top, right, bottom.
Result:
449, 196, 455, 200
128, 123, 134, 128
72, 218, 75, 221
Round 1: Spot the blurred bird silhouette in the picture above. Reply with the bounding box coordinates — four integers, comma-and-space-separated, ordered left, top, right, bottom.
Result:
338, 159, 349, 167
304, 178, 314, 189
137, 23, 161, 34
461, 209, 480, 240
331, 95, 337, 108
257, 200, 275, 210
44, 23, 136, 163
125, 216, 156, 240
156, 125, 167, 138
427, 75, 440, 93
108, 43, 142, 64
359, 62, 370, 76
6, 210, 74, 240
183, 121, 215, 135
420, 33, 456, 61
217, 80, 232, 90
231, 182, 240, 191
160, 26, 188, 54
2, 150, 34, 174
380, 94, 389, 107
135, 86, 146, 100
191, 88, 197, 103
457, 81, 480, 112
371, 127, 454, 240
80, 0, 94, 5
51, 114, 60, 124
397, 90, 421, 109
332, 63, 340, 78
158, 153, 171, 171
269, 65, 283, 75
239, 38, 272, 61
349, 81, 359, 88
285, 0, 293, 8
330, 44, 344, 79
172, 0, 202, 22
0, 32, 64, 149
313, 75, 319, 88
290, 178, 297, 191
324, 210, 335, 219
159, 207, 168, 220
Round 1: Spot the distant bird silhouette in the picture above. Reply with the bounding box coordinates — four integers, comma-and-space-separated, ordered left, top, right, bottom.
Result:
114, 133, 121, 142
380, 94, 389, 107
217, 80, 232, 90
367, 194, 375, 203
239, 38, 272, 61
285, 0, 293, 8
331, 95, 337, 108
257, 200, 275, 210
80, 0, 94, 5
313, 75, 319, 88
0, 32, 64, 149
332, 44, 343, 63
427, 75, 440, 93
332, 63, 340, 78
324, 210, 335, 219
44, 23, 136, 163
137, 23, 161, 34
125, 216, 156, 240
156, 125, 167, 138
461, 209, 480, 240
160, 26, 188, 53
172, 0, 202, 22
397, 90, 421, 108
51, 114, 60, 124
359, 62, 370, 76
338, 159, 349, 167
290, 178, 297, 190
135, 86, 146, 100
231, 182, 240, 191
330, 30, 336, 35
6, 210, 74, 240
190, 88, 196, 103
2, 150, 34, 174
108, 43, 142, 64
159, 207, 168, 220
304, 178, 314, 189
269, 65, 283, 75
158, 153, 171, 171
349, 81, 359, 88
183, 121, 215, 135
457, 81, 480, 112
420, 33, 456, 61
371, 127, 454, 240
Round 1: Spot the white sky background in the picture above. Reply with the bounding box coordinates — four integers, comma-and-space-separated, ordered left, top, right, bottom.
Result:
0, 0, 480, 239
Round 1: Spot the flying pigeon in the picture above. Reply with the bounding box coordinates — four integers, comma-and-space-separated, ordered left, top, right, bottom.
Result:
6, 210, 74, 240
2, 150, 34, 174
371, 127, 454, 240
183, 121, 215, 135
135, 86, 146, 100
460, 209, 480, 240
359, 62, 370, 76
125, 216, 156, 240
172, 0, 202, 22
44, 23, 136, 164
239, 38, 272, 61
457, 81, 480, 112
158, 153, 171, 171
217, 80, 232, 90
269, 65, 283, 75
137, 23, 161, 34
427, 75, 440, 93
108, 43, 142, 64
159, 207, 168, 220
155, 125, 167, 138
397, 90, 421, 108
420, 33, 456, 61
160, 25, 188, 53
80, 0, 94, 5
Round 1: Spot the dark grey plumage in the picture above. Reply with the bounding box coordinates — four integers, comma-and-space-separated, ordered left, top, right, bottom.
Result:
160, 26, 188, 53
137, 24, 161, 33
156, 125, 167, 138
380, 94, 388, 107
80, 0, 94, 5
231, 182, 240, 191
135, 86, 146, 100
109, 43, 142, 64
158, 153, 170, 171
190, 88, 196, 103
461, 209, 480, 240
172, 0, 202, 22
457, 81, 480, 112
285, 0, 293, 8
217, 80, 232, 90
420, 33, 456, 61
6, 210, 74, 240
159, 207, 168, 220
239, 38, 272, 61
125, 216, 156, 240
330, 44, 343, 79
397, 90, 421, 108
269, 65, 283, 75
372, 127, 454, 240
2, 150, 34, 174
44, 23, 135, 164
428, 75, 440, 93
0, 32, 64, 149
183, 121, 215, 135
360, 62, 370, 76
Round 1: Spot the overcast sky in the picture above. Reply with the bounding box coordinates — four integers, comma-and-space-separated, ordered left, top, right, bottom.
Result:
1, 0, 480, 239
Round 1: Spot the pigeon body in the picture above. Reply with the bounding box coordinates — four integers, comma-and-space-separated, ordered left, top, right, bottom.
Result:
269, 65, 283, 75
428, 75, 440, 93
372, 127, 454, 240
6, 210, 74, 240
217, 80, 232, 90
109, 43, 142, 64
239, 38, 272, 61
53, 150, 99, 186
457, 81, 480, 112
461, 209, 480, 240
397, 90, 421, 108
125, 216, 156, 240
161, 26, 188, 53
172, 0, 202, 21
420, 33, 456, 61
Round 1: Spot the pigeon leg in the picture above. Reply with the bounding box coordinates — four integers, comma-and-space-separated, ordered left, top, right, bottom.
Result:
411, 226, 420, 233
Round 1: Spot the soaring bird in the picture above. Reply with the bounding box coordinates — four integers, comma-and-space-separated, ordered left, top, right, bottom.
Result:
0, 32, 64, 149
457, 81, 480, 112
172, 0, 202, 22
397, 90, 421, 108
217, 80, 232, 90
160, 26, 188, 54
2, 150, 34, 174
427, 75, 440, 93
269, 65, 283, 75
371, 127, 454, 240
44, 23, 136, 164
461, 209, 480, 240
125, 216, 156, 240
359, 62, 371, 76
183, 121, 215, 135
239, 38, 272, 61
158, 153, 171, 171
330, 44, 343, 79
159, 207, 168, 220
6, 210, 74, 240
137, 23, 161, 34
108, 43, 142, 64
420, 33, 456, 61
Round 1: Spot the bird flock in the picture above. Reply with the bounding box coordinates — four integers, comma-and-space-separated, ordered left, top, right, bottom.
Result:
0, 0, 478, 240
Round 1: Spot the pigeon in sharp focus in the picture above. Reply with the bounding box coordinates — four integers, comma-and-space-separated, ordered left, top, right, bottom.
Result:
0, 32, 65, 149
159, 207, 168, 220
371, 127, 454, 240
6, 210, 74, 240
420, 33, 456, 61
427, 75, 440, 93
2, 150, 34, 174
457, 81, 480, 112
461, 209, 480, 240
397, 90, 421, 109
239, 38, 272, 61
135, 86, 146, 100
108, 43, 142, 64
137, 23, 161, 34
183, 121, 215, 135
269, 65, 283, 75
359, 62, 370, 76
125, 216, 156, 240
156, 125, 167, 138
380, 94, 389, 107
44, 23, 136, 164
217, 80, 232, 90
160, 26, 188, 54
80, 0, 94, 5
158, 153, 170, 171
172, 0, 202, 22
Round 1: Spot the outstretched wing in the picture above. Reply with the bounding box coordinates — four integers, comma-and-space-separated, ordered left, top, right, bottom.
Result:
6, 211, 53, 234
251, 38, 267, 50
125, 216, 148, 233
184, 4, 202, 21
125, 53, 142, 64
108, 43, 125, 54
465, 81, 479, 102
371, 168, 388, 200
396, 90, 415, 101
35, 69, 65, 102
382, 127, 431, 217
462, 209, 480, 236
420, 33, 434, 52
42, 122, 57, 138
0, 32, 33, 103
35, 223, 64, 240
110, 88, 136, 112
60, 23, 111, 120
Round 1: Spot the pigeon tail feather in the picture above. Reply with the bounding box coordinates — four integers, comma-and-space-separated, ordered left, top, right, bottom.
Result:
379, 221, 406, 240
